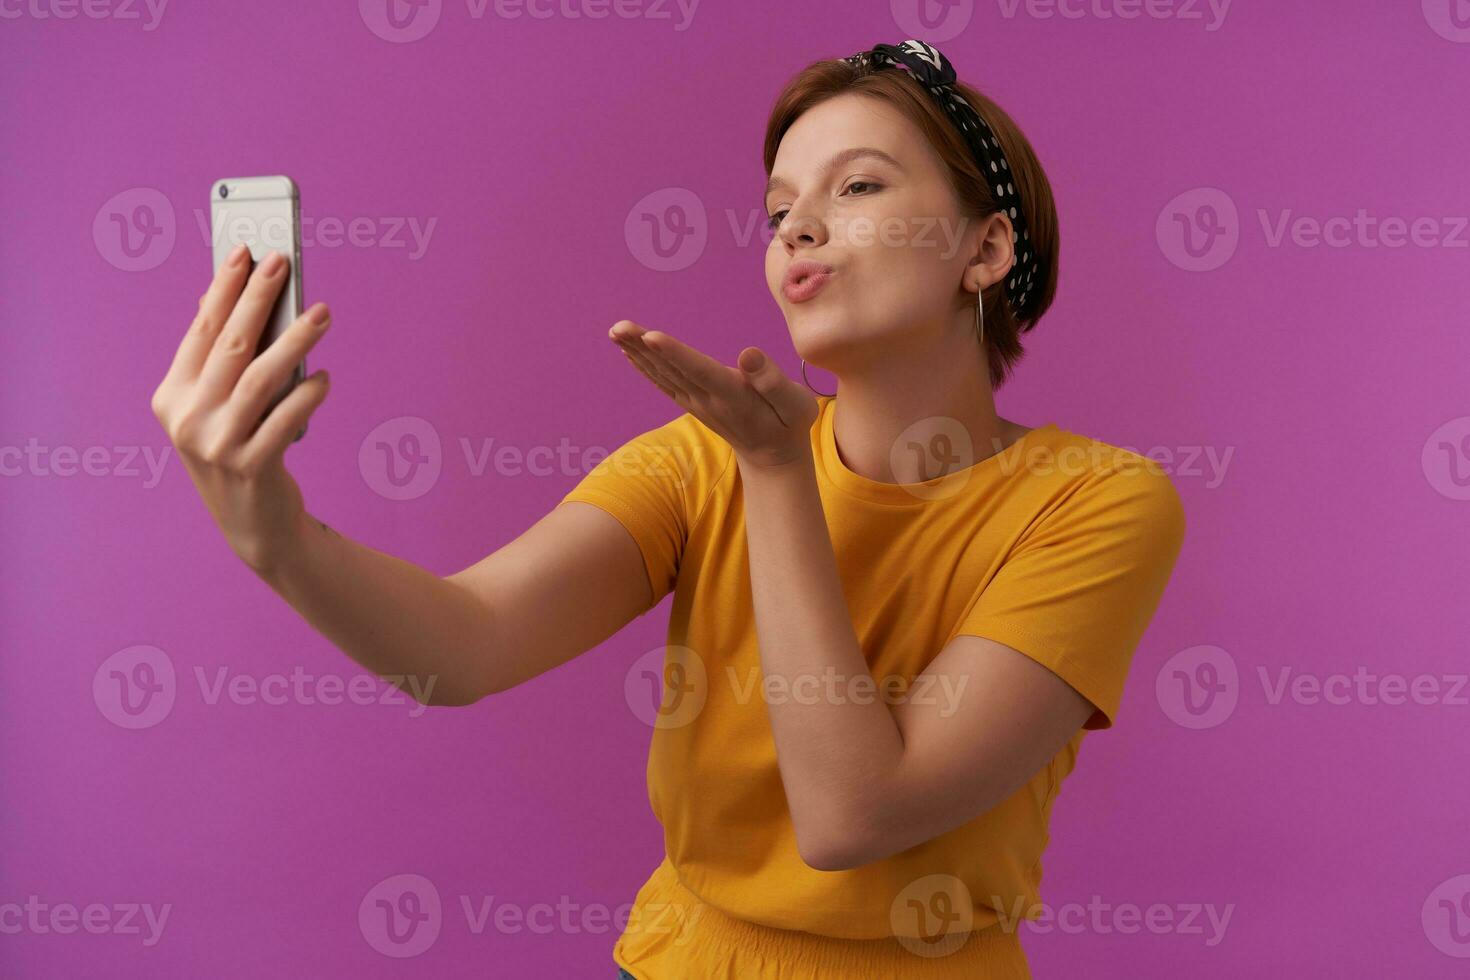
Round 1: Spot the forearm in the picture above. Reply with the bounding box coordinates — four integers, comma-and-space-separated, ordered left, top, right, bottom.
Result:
254, 510, 498, 706
738, 453, 906, 865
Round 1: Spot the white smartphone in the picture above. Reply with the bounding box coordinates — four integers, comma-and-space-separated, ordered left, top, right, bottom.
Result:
209, 175, 308, 441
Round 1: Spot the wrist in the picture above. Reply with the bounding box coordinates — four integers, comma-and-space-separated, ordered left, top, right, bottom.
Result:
736, 446, 816, 481
252, 509, 320, 588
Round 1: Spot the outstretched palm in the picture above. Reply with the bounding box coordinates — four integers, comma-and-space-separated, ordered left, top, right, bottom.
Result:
609, 319, 818, 470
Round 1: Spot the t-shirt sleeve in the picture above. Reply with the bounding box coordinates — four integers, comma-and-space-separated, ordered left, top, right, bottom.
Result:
557, 412, 729, 610
954, 463, 1187, 731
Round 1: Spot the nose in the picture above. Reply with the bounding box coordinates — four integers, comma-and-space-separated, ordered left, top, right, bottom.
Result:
776, 198, 829, 251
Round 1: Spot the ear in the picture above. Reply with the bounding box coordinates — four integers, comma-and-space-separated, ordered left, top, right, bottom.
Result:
964, 211, 1017, 295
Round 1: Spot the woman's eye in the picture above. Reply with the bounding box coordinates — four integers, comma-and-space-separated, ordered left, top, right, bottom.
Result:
767, 182, 880, 229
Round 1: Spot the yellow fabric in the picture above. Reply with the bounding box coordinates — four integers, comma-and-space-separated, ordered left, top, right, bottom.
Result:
560, 394, 1186, 976
609, 854, 1033, 979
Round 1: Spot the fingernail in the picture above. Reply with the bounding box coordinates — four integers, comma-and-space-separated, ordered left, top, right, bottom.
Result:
262, 251, 285, 275
308, 304, 330, 326
228, 244, 249, 267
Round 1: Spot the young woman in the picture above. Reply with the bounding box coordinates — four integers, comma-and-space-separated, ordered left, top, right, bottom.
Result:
151, 39, 1185, 980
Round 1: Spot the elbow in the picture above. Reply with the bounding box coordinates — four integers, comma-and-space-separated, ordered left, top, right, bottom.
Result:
795, 814, 873, 873
419, 689, 475, 708
801, 790, 1015, 873
796, 793, 957, 872
431, 672, 520, 705
406, 672, 490, 708
799, 842, 857, 873
799, 836, 872, 873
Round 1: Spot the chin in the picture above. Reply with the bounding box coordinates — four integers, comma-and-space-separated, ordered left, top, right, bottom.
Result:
786, 310, 850, 364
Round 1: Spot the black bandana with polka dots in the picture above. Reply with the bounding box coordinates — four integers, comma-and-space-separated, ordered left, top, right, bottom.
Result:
844, 39, 1042, 320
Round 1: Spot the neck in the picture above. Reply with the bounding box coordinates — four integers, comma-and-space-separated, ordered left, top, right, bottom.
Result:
823, 327, 1022, 485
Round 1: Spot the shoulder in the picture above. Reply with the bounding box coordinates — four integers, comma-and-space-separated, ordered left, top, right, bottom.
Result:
1031, 426, 1186, 542
606, 410, 735, 492
652, 410, 736, 469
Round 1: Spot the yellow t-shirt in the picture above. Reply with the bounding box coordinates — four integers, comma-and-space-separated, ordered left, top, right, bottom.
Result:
560, 394, 1186, 976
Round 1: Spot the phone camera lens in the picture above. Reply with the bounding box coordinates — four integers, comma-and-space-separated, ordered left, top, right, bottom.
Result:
219, 185, 229, 199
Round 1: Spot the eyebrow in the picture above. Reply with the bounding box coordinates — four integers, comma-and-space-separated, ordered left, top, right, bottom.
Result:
764, 146, 905, 200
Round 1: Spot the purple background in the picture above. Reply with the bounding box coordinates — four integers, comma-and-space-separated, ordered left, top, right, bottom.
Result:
4, 0, 1469, 976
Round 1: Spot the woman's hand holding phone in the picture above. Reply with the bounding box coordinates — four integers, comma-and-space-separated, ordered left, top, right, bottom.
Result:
150, 244, 332, 576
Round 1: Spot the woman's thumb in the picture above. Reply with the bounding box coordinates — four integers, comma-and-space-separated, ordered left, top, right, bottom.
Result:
739, 348, 767, 374
739, 347, 810, 421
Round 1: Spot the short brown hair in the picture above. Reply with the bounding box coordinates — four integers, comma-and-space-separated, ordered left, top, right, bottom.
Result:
763, 56, 1059, 390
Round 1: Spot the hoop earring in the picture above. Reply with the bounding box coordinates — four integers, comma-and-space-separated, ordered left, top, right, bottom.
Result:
801, 359, 834, 398
976, 292, 985, 349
